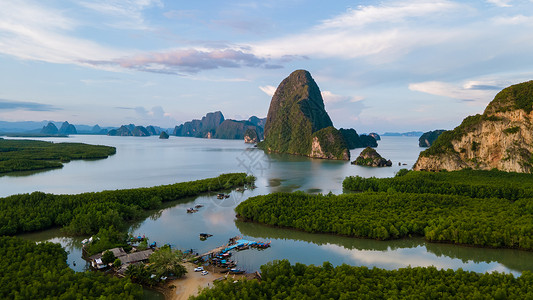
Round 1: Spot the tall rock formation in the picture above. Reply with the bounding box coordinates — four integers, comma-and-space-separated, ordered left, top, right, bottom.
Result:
146, 126, 160, 135
40, 122, 59, 135
58, 121, 77, 134
214, 120, 263, 140
414, 80, 533, 173
108, 125, 132, 136
339, 128, 378, 149
132, 126, 150, 136
259, 70, 349, 160
244, 127, 260, 144
173, 111, 224, 138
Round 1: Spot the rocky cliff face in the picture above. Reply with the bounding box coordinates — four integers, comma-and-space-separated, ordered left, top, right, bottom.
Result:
260, 70, 349, 160
414, 80, 533, 173
173, 111, 224, 138
369, 132, 381, 141
244, 127, 260, 144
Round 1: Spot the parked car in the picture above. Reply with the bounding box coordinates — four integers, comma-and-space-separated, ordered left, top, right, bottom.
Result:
194, 267, 204, 272
201, 270, 209, 276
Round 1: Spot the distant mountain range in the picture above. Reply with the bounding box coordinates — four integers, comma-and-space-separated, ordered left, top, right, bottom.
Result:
381, 131, 424, 137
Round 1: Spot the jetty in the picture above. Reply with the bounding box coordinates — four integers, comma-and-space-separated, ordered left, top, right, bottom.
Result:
193, 238, 270, 260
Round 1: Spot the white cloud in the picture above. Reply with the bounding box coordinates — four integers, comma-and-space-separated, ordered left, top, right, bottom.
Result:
408, 81, 498, 102
259, 85, 277, 97
492, 15, 533, 25
0, 1, 123, 66
322, 91, 365, 104
486, 0, 512, 7
251, 1, 465, 61
319, 1, 461, 29
79, 0, 163, 30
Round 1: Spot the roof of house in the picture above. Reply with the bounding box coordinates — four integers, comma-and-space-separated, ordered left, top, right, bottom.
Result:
120, 249, 153, 264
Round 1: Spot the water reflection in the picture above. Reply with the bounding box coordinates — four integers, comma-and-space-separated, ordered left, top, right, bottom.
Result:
10, 135, 533, 277
235, 221, 531, 276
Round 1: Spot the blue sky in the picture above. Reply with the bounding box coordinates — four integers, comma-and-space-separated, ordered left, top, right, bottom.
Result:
1, 0, 532, 133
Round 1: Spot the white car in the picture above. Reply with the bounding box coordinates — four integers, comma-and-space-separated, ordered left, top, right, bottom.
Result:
201, 270, 209, 276
194, 267, 204, 272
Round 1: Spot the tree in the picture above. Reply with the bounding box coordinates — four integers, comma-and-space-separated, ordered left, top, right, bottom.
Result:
102, 250, 116, 265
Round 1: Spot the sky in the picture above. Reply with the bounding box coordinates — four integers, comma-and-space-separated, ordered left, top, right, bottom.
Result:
1, 0, 533, 133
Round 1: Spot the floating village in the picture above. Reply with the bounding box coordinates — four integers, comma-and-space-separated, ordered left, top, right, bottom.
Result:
79, 187, 269, 286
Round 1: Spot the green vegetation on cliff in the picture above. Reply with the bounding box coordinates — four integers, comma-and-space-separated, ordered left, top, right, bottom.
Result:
419, 129, 446, 147
194, 260, 533, 300
419, 81, 533, 159
485, 80, 533, 114
339, 128, 377, 149
0, 139, 116, 174
0, 173, 254, 235
0, 236, 142, 299
236, 190, 533, 249
312, 127, 349, 160
260, 70, 349, 159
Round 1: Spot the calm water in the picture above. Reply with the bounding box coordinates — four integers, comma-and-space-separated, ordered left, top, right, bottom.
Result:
9, 135, 533, 279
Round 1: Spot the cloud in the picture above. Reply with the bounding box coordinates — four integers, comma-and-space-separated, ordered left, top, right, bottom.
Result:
0, 1, 123, 66
408, 81, 500, 102
115, 48, 268, 74
252, 1, 465, 61
322, 91, 365, 104
486, 0, 512, 7
78, 0, 163, 30
115, 105, 176, 127
319, 1, 461, 29
492, 15, 533, 25
163, 9, 198, 20
259, 85, 277, 97
0, 99, 59, 111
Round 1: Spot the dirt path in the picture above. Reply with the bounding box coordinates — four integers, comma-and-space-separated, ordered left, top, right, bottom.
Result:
165, 263, 251, 300
166, 263, 219, 300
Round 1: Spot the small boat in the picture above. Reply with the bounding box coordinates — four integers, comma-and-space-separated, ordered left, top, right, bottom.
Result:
217, 193, 225, 199
229, 269, 245, 274
187, 208, 198, 213
199, 233, 213, 239
195, 204, 204, 208
236, 244, 249, 251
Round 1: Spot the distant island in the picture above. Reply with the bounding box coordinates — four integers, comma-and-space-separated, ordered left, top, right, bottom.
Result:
382, 131, 424, 137
351, 147, 392, 167
173, 111, 265, 142
0, 139, 116, 174
419, 129, 446, 147
415, 80, 533, 173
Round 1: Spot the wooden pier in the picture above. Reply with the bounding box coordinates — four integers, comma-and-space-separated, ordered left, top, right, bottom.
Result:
194, 244, 228, 259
